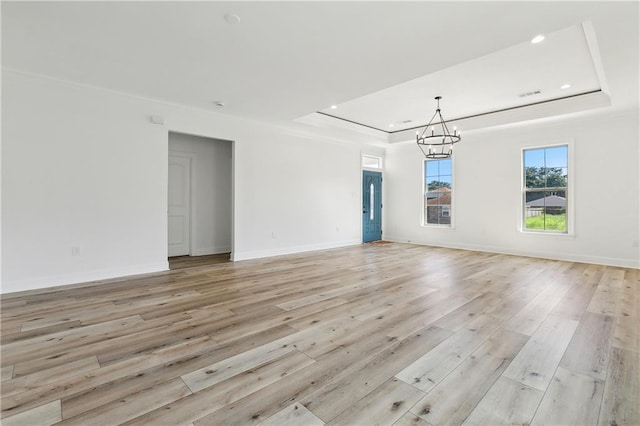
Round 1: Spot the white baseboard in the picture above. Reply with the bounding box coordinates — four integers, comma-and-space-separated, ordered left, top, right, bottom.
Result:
232, 239, 361, 261
0, 261, 170, 295
384, 236, 640, 269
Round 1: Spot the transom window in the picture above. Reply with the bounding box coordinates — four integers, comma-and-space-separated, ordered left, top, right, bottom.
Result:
523, 145, 568, 233
362, 155, 382, 169
424, 158, 452, 226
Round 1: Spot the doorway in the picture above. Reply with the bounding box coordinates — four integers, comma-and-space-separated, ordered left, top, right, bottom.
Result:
168, 132, 233, 259
362, 170, 382, 242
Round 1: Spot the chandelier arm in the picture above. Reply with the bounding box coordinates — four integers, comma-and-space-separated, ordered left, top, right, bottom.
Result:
440, 114, 455, 142
419, 109, 440, 138
437, 110, 460, 145
426, 109, 440, 127
417, 143, 429, 157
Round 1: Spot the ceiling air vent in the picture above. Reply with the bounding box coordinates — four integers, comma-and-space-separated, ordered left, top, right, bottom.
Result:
401, 120, 413, 124
518, 90, 542, 98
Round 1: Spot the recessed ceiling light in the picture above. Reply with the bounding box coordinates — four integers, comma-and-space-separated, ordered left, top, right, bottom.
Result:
213, 101, 225, 107
330, 105, 337, 110
389, 124, 394, 128
531, 34, 545, 44
224, 13, 241, 24
560, 83, 572, 90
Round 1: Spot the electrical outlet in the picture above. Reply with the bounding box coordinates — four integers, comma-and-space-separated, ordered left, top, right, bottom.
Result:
71, 246, 80, 256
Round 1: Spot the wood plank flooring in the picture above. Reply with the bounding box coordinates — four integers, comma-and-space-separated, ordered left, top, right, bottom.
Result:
1, 243, 638, 425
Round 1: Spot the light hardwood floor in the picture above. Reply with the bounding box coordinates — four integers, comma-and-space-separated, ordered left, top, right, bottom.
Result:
1, 243, 638, 425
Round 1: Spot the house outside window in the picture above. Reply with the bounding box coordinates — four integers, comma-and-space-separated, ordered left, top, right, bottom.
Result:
424, 158, 452, 226
523, 145, 568, 233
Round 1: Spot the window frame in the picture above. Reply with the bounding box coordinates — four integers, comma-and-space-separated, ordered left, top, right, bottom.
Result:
422, 157, 455, 228
520, 141, 574, 235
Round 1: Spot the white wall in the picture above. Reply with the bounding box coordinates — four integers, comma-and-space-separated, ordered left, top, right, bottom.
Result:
231, 131, 361, 260
169, 133, 232, 256
5, 69, 635, 296
385, 109, 640, 268
1, 70, 363, 293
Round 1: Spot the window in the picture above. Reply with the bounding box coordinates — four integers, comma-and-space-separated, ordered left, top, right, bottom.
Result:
362, 155, 382, 169
523, 145, 568, 232
370, 183, 375, 220
424, 158, 452, 226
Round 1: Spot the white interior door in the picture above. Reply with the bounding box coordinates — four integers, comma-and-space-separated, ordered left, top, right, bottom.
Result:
168, 155, 191, 257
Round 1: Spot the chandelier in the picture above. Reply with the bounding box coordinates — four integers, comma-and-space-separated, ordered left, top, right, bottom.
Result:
416, 96, 461, 159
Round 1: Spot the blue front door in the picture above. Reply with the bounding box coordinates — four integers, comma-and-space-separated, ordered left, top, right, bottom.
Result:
363, 170, 382, 242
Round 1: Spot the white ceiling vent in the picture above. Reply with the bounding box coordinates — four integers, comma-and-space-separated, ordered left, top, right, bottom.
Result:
518, 90, 542, 98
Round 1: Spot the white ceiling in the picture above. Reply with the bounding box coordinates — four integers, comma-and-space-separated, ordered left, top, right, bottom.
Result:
2, 1, 638, 136
316, 24, 602, 133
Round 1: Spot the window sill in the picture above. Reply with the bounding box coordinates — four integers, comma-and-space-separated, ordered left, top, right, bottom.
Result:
520, 230, 575, 237
422, 224, 456, 230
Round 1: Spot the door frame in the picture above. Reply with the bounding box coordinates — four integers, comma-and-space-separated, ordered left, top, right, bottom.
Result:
362, 169, 383, 243
166, 130, 235, 261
